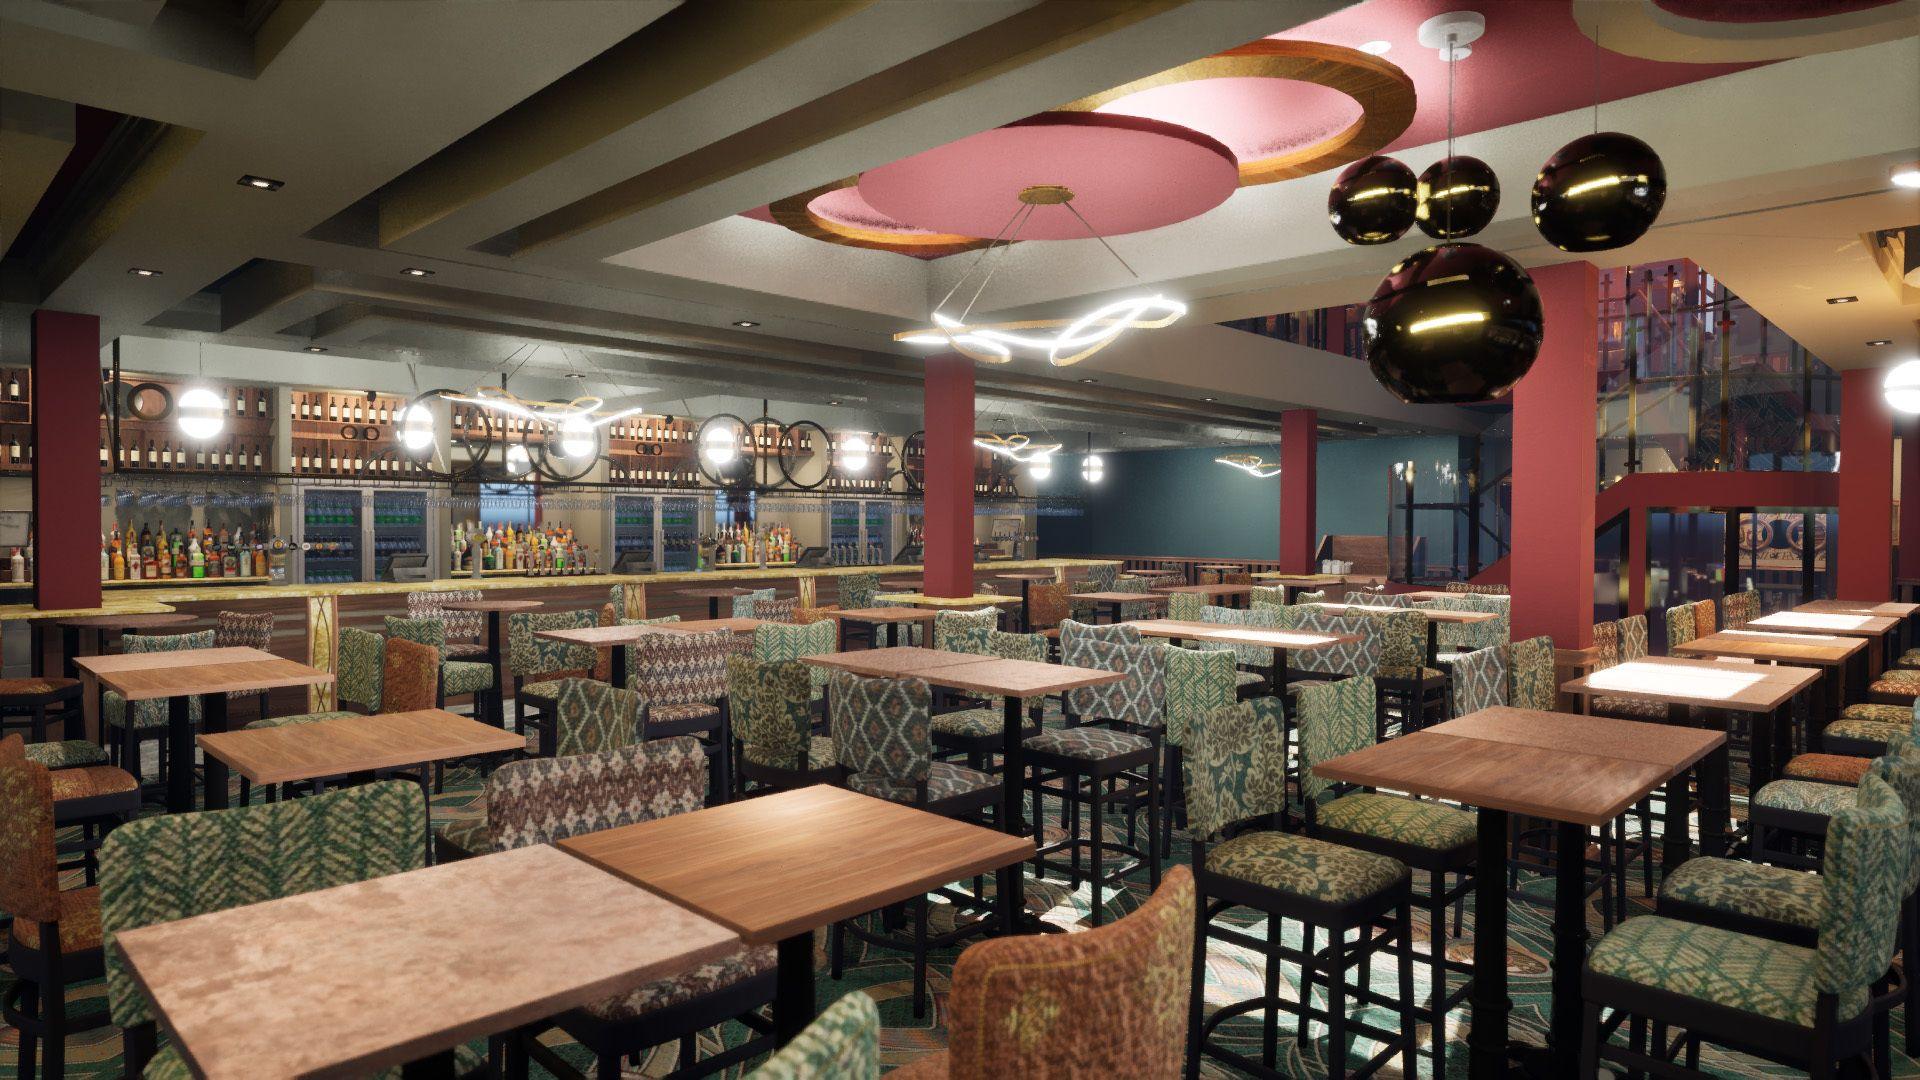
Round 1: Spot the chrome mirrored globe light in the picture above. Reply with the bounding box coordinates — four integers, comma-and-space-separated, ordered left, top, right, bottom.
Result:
176, 386, 225, 441
1081, 453, 1104, 484
1416, 156, 1499, 239
1884, 359, 1920, 414
1328, 155, 1418, 245
841, 432, 871, 474
1363, 242, 1544, 403
1531, 132, 1667, 252
557, 414, 596, 459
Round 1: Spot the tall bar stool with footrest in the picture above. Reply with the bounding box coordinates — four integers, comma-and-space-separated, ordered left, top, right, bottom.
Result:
729, 654, 835, 794
505, 608, 598, 738
0, 676, 99, 770
102, 630, 214, 796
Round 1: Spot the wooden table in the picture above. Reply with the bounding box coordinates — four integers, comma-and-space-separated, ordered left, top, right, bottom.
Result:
1795, 599, 1920, 619
441, 598, 542, 726
116, 843, 739, 1079
534, 622, 684, 689
559, 785, 1031, 1045
55, 610, 199, 680
197, 708, 523, 787
1747, 609, 1901, 678
1674, 629, 1866, 715
1315, 707, 1723, 1080
1308, 602, 1501, 666
669, 616, 771, 635
1561, 655, 1819, 822
824, 606, 937, 649
1073, 590, 1169, 624
1152, 582, 1254, 609
802, 646, 994, 678
677, 587, 757, 620
1128, 618, 1358, 702
875, 592, 1005, 609
1249, 572, 1345, 603
75, 647, 334, 813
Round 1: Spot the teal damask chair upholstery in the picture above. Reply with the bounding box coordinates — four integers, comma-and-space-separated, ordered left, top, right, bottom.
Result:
1448, 643, 1508, 717
1663, 602, 1698, 651
1167, 591, 1204, 622
838, 572, 879, 610
99, 782, 434, 1078
1354, 607, 1447, 732
934, 608, 1002, 654
729, 654, 833, 792
384, 616, 496, 706
505, 608, 598, 731
103, 630, 215, 784
1201, 604, 1282, 690
1287, 610, 1381, 681
753, 618, 837, 697
1582, 771, 1911, 1078
930, 630, 1049, 760
732, 588, 776, 618
1182, 698, 1418, 1079
1158, 644, 1239, 860
1084, 563, 1119, 591
744, 992, 878, 1080
336, 626, 385, 712
827, 670, 998, 1016
1298, 674, 1476, 1076
1342, 590, 1412, 608
1425, 594, 1511, 657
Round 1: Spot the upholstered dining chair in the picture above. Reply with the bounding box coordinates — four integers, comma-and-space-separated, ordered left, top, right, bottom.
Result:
103, 629, 214, 790
934, 607, 1001, 654
753, 617, 836, 699
504, 608, 597, 733
1448, 642, 1507, 717
1025, 580, 1071, 642
1157, 644, 1238, 860
1693, 596, 1718, 639
828, 670, 999, 1017
732, 588, 775, 618
1663, 601, 1698, 652
744, 992, 878, 1080
891, 869, 1203, 1080
1297, 674, 1475, 1079
729, 654, 834, 793
100, 781, 441, 1079
405, 589, 486, 657
384, 615, 498, 720
751, 596, 800, 623
212, 611, 276, 720
1201, 603, 1288, 695
838, 572, 879, 610
1722, 588, 1761, 629
629, 629, 744, 799
930, 630, 1049, 771
1167, 591, 1204, 622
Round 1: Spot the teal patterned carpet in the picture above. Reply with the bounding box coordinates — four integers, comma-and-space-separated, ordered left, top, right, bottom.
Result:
4, 707, 1912, 1078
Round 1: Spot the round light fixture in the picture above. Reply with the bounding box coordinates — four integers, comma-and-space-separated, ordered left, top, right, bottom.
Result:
504, 444, 532, 476
1893, 163, 1920, 190
1328, 155, 1418, 245
1531, 132, 1667, 252
1359, 39, 1391, 55
558, 414, 596, 459
1364, 242, 1544, 403
700, 424, 738, 466
1027, 454, 1053, 482
841, 432, 871, 474
1082, 453, 1104, 484
176, 386, 225, 441
1416, 156, 1500, 239
1884, 359, 1920, 414
397, 404, 435, 453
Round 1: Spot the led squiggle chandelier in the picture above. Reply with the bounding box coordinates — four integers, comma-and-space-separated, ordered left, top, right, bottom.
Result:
1216, 453, 1281, 478
895, 184, 1186, 367
973, 431, 1063, 463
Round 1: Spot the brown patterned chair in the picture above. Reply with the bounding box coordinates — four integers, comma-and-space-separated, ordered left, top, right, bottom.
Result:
1025, 581, 1070, 645
0, 734, 120, 1077
630, 629, 748, 801
890, 867, 1198, 1080
405, 588, 487, 657
213, 611, 277, 720
751, 596, 801, 623
0, 676, 98, 772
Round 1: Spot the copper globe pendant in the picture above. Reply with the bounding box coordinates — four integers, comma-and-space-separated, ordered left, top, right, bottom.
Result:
1363, 243, 1544, 404
1328, 155, 1418, 245
1531, 132, 1666, 252
1416, 155, 1500, 239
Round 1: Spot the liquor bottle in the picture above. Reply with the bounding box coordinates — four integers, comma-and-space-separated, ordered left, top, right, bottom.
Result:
4, 370, 17, 400
257, 391, 268, 418
189, 532, 204, 578
124, 540, 139, 581
172, 441, 185, 467
99, 438, 108, 466
6, 436, 18, 465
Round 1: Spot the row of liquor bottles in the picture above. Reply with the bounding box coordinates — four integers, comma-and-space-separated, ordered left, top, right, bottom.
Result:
292, 441, 414, 475
103, 437, 269, 472
291, 392, 409, 426
711, 523, 794, 565
450, 521, 595, 573
103, 524, 275, 581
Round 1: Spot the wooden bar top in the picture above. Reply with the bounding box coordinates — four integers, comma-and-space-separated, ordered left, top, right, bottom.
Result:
56, 612, 200, 630
1561, 656, 1820, 713
1746, 610, 1901, 638
197, 709, 525, 785
75, 647, 333, 701
557, 785, 1033, 944
1675, 629, 1865, 665
1313, 708, 1722, 826
116, 844, 740, 1080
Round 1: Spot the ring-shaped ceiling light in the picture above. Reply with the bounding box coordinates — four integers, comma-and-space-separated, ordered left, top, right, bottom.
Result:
1216, 453, 1282, 478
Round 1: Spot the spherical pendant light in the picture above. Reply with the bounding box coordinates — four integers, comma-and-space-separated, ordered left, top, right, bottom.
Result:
397, 404, 435, 453
1328, 155, 1418, 245
1416, 156, 1499, 239
1363, 242, 1544, 403
176, 386, 225, 441
1531, 132, 1666, 252
504, 444, 532, 476
1884, 359, 1920, 414
1027, 454, 1053, 482
841, 432, 871, 474
1081, 453, 1104, 484
557, 415, 596, 459
700, 424, 738, 466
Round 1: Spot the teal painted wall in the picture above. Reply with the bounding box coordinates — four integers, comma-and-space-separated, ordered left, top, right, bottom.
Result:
1036, 436, 1466, 567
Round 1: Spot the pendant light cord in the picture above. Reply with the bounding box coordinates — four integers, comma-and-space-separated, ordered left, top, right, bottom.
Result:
1063, 200, 1141, 280
1592, 22, 1601, 135
1445, 32, 1457, 236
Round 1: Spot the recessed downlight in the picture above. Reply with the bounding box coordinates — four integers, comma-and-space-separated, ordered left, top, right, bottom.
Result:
127, 267, 161, 277
564, 372, 586, 379
732, 319, 760, 328
304, 345, 327, 353
1079, 377, 1098, 384
1892, 162, 1920, 190
237, 175, 284, 190
1826, 295, 1859, 305
1868, 339, 1893, 347
1203, 397, 1216, 402
1359, 40, 1391, 55
400, 267, 434, 277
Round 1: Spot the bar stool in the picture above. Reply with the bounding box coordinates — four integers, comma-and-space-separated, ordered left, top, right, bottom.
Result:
0, 677, 100, 769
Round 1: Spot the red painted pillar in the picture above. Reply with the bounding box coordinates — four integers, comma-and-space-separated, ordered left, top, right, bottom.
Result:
1901, 418, 1920, 582
922, 354, 975, 597
1279, 408, 1318, 572
1838, 367, 1894, 598
1510, 262, 1598, 649
30, 310, 102, 611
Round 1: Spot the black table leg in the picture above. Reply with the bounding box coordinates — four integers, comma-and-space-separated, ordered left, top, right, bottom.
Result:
400, 1050, 457, 1079
1697, 721, 1731, 858
483, 610, 505, 728
61, 626, 80, 680
1426, 620, 1441, 667
1548, 818, 1590, 1077
1468, 807, 1512, 1080
202, 693, 231, 811
1019, 579, 1033, 632
166, 694, 193, 813
773, 930, 815, 1046
1661, 759, 1694, 876
610, 645, 628, 690
1749, 706, 1776, 793
708, 597, 722, 620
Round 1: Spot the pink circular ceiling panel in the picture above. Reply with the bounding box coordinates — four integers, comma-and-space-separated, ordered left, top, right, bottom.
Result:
1093, 77, 1364, 164
857, 113, 1239, 241
1652, 0, 1894, 21
808, 186, 942, 236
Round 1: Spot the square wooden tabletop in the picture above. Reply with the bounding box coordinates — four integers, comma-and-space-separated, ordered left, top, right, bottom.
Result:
1561, 656, 1820, 713
534, 623, 685, 647
875, 593, 1005, 608
74, 647, 334, 701
826, 607, 940, 623
668, 617, 772, 634
1250, 573, 1345, 583
1313, 707, 1723, 826
1152, 583, 1254, 596
1795, 599, 1920, 619
1675, 629, 1865, 666
115, 844, 740, 1080
801, 647, 993, 678
557, 785, 1034, 943
1127, 619, 1358, 651
196, 709, 526, 785
908, 656, 1127, 698
1074, 591, 1171, 604
993, 572, 1058, 582
1745, 610, 1901, 637
1309, 602, 1498, 624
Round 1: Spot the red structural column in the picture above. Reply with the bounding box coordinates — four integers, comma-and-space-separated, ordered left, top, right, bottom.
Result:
30, 310, 102, 611
1509, 262, 1598, 648
1901, 417, 1920, 582
921, 354, 975, 598
1279, 408, 1318, 572
1837, 367, 1895, 598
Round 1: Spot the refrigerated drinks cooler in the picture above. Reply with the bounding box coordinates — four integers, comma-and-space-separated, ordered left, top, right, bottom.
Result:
601, 494, 707, 573
660, 496, 703, 572
299, 488, 433, 583
609, 493, 657, 573
827, 498, 892, 565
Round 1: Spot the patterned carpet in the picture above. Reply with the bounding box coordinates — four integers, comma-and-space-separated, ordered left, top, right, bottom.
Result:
4, 705, 1914, 1078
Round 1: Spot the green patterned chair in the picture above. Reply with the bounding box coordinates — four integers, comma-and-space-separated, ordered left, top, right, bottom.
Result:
838, 572, 879, 609
520, 675, 643, 760
1354, 608, 1448, 733
1167, 591, 1204, 622
384, 616, 497, 718
1159, 644, 1239, 857
744, 992, 878, 1080
729, 654, 834, 792
929, 630, 1048, 768
99, 782, 438, 1078
1824, 699, 1917, 758
1448, 642, 1507, 717
731, 587, 776, 618
1183, 698, 1417, 1079
1587, 619, 1670, 720
1298, 674, 1475, 1076
1288, 609, 1381, 683
1201, 604, 1284, 694
1343, 589, 1412, 607
103, 630, 215, 788
1722, 589, 1761, 629
1581, 771, 1911, 1079
335, 626, 385, 712
753, 617, 837, 699
827, 670, 998, 1017
1249, 584, 1286, 607
505, 608, 597, 733
1294, 589, 1328, 606
933, 607, 1001, 654
1746, 714, 1918, 870
1506, 635, 1556, 712
628, 630, 744, 800
1425, 593, 1510, 659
